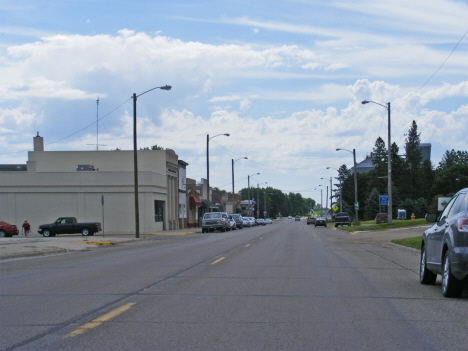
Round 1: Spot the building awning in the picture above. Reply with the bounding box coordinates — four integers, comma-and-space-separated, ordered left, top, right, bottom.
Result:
189, 197, 202, 206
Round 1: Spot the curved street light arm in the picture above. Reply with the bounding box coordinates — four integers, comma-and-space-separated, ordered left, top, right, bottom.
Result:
361, 100, 388, 110
136, 85, 172, 98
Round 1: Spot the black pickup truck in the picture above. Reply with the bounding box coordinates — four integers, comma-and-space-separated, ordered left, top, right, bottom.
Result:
38, 217, 102, 237
334, 212, 352, 227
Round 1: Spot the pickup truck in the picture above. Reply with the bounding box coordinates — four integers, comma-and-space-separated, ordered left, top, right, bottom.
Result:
334, 212, 352, 227
38, 217, 102, 237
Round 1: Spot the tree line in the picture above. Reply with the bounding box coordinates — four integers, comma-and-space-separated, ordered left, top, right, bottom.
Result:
333, 121, 468, 220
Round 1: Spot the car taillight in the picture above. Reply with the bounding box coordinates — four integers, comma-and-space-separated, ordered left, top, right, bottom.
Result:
458, 218, 468, 232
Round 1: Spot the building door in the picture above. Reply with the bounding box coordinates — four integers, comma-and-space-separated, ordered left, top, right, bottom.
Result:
154, 200, 165, 230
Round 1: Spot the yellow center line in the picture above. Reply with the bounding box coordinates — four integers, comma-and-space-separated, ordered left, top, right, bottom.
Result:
65, 303, 136, 338
211, 257, 226, 265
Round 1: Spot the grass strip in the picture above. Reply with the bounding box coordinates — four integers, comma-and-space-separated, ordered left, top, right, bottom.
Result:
391, 236, 422, 250
339, 218, 427, 233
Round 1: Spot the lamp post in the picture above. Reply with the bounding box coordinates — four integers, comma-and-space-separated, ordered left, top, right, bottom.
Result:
321, 177, 332, 215
207, 133, 230, 212
133, 85, 171, 238
232, 157, 247, 213
327, 166, 342, 212
247, 173, 260, 216
362, 100, 392, 224
257, 181, 268, 218
336, 148, 359, 223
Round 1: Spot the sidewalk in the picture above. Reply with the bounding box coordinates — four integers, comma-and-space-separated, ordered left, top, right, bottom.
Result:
0, 227, 203, 260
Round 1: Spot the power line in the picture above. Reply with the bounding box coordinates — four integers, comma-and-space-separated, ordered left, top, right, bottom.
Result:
403, 27, 468, 100
0, 97, 131, 155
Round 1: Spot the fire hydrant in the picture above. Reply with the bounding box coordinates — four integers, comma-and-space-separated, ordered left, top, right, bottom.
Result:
411, 213, 415, 222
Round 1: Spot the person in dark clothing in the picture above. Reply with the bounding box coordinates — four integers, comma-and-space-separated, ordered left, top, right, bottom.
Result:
22, 220, 31, 238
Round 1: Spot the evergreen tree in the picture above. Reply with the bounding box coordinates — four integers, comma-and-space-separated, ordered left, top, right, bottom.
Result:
438, 150, 468, 171
364, 188, 380, 220
405, 120, 423, 199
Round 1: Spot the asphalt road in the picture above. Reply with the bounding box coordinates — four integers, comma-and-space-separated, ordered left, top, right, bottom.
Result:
1, 219, 467, 350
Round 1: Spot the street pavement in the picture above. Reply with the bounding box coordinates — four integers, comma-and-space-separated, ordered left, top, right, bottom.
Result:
2, 219, 466, 351
0, 228, 202, 260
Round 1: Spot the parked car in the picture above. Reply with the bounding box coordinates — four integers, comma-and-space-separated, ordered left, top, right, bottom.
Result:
229, 214, 244, 229
295, 216, 300, 221
420, 188, 468, 297
229, 219, 237, 230
38, 217, 101, 237
375, 213, 388, 224
315, 217, 327, 227
265, 218, 273, 224
307, 217, 316, 225
201, 212, 230, 233
0, 220, 19, 238
288, 215, 293, 219
248, 217, 257, 226
242, 217, 251, 227
334, 212, 351, 227
257, 218, 266, 225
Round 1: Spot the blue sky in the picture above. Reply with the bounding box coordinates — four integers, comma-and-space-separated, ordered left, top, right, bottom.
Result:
1, 0, 468, 203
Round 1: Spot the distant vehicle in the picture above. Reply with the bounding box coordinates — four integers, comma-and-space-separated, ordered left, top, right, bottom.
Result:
248, 217, 257, 226
38, 217, 101, 237
334, 212, 351, 227
265, 218, 273, 224
0, 220, 19, 238
420, 188, 468, 297
201, 212, 230, 233
295, 216, 300, 222
315, 217, 327, 227
288, 215, 292, 219
257, 218, 266, 225
307, 217, 316, 225
375, 213, 388, 224
242, 217, 251, 227
229, 214, 244, 229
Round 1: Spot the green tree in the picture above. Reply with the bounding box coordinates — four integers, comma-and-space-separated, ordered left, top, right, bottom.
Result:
438, 149, 468, 171
364, 188, 380, 220
405, 120, 423, 199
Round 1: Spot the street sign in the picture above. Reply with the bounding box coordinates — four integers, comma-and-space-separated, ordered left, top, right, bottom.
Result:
438, 197, 451, 211
332, 205, 339, 212
379, 195, 389, 205
354, 202, 359, 210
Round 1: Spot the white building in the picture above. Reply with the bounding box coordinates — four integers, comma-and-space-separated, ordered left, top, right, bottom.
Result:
0, 135, 180, 234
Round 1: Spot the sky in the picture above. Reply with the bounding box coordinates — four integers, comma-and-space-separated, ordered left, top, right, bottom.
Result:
1, 0, 468, 203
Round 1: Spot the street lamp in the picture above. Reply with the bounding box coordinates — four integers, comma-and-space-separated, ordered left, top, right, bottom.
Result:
336, 148, 359, 223
321, 177, 332, 215
247, 173, 260, 216
257, 181, 268, 218
232, 157, 248, 213
133, 85, 171, 238
327, 166, 342, 212
362, 100, 392, 224
207, 133, 230, 212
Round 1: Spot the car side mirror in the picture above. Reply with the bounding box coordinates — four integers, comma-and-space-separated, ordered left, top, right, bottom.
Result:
425, 213, 438, 223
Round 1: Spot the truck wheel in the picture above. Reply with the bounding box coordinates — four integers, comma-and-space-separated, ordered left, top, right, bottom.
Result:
43, 229, 52, 237
81, 228, 90, 236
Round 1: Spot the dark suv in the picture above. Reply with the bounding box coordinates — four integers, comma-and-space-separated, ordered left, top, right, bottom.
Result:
420, 188, 468, 297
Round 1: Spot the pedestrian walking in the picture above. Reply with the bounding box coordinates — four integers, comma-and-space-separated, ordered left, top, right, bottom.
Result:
22, 220, 31, 238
